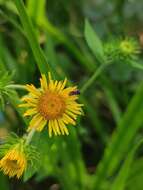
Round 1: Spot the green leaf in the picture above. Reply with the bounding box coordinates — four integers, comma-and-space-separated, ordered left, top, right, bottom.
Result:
127, 158, 143, 190
84, 19, 105, 63
23, 131, 56, 182
13, 0, 52, 75
23, 163, 38, 182
111, 139, 143, 190
0, 173, 9, 190
26, 0, 46, 24
130, 61, 143, 70
0, 92, 5, 110
92, 81, 143, 189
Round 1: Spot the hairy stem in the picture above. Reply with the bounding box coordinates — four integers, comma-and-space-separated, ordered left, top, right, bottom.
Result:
25, 128, 36, 145
6, 84, 26, 90
81, 63, 107, 94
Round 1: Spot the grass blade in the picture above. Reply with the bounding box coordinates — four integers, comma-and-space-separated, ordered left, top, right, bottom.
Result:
111, 139, 143, 190
93, 81, 143, 189
13, 0, 51, 75
26, 0, 46, 24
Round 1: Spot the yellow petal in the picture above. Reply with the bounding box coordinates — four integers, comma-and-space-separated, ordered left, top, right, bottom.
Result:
57, 119, 65, 135
23, 108, 37, 117
67, 104, 83, 110
53, 119, 61, 135
18, 103, 33, 108
68, 108, 82, 115
28, 114, 43, 131
58, 119, 69, 135
48, 80, 55, 91
21, 96, 38, 104
65, 110, 77, 120
55, 81, 63, 92
61, 86, 77, 97
63, 114, 76, 125
50, 120, 58, 136
40, 74, 48, 91
48, 72, 52, 81
26, 84, 41, 96
60, 78, 67, 91
53, 81, 58, 91
66, 95, 78, 101
48, 120, 53, 137
29, 114, 41, 125
37, 119, 47, 132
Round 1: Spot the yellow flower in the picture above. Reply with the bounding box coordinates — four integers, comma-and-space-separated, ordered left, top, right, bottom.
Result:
0, 145, 27, 178
19, 73, 83, 137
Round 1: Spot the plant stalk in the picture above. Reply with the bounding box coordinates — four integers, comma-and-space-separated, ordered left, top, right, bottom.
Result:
7, 84, 26, 90
25, 128, 36, 145
81, 63, 107, 94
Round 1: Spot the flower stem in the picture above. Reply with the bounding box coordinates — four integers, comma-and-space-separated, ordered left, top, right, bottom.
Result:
81, 63, 107, 94
25, 128, 36, 145
6, 84, 26, 90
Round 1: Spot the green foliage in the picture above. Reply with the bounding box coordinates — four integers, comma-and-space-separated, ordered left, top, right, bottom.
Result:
92, 81, 143, 189
103, 37, 143, 69
127, 158, 143, 190
0, 70, 14, 110
0, 132, 39, 181
0, 0, 143, 189
13, 0, 51, 76
0, 173, 9, 190
0, 133, 20, 157
84, 19, 105, 63
111, 139, 143, 190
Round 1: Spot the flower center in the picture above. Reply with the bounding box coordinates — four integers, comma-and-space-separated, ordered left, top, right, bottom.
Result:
38, 91, 66, 120
6, 159, 20, 170
120, 41, 133, 54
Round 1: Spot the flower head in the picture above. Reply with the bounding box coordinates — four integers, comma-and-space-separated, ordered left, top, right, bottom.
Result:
19, 73, 83, 137
0, 133, 39, 179
104, 37, 140, 64
0, 144, 27, 178
119, 38, 140, 56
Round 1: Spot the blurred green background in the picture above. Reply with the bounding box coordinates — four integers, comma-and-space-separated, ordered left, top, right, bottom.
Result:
0, 0, 143, 190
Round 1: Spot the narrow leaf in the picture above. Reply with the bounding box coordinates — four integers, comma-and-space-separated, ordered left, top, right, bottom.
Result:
111, 139, 143, 190
93, 81, 143, 189
13, 0, 51, 75
84, 19, 105, 63
127, 158, 143, 190
130, 61, 143, 70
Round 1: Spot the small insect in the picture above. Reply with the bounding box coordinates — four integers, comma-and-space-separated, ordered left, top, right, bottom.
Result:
69, 90, 80, 96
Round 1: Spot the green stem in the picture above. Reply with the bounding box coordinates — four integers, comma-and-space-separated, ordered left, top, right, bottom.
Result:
25, 128, 36, 145
81, 64, 107, 94
6, 84, 26, 90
